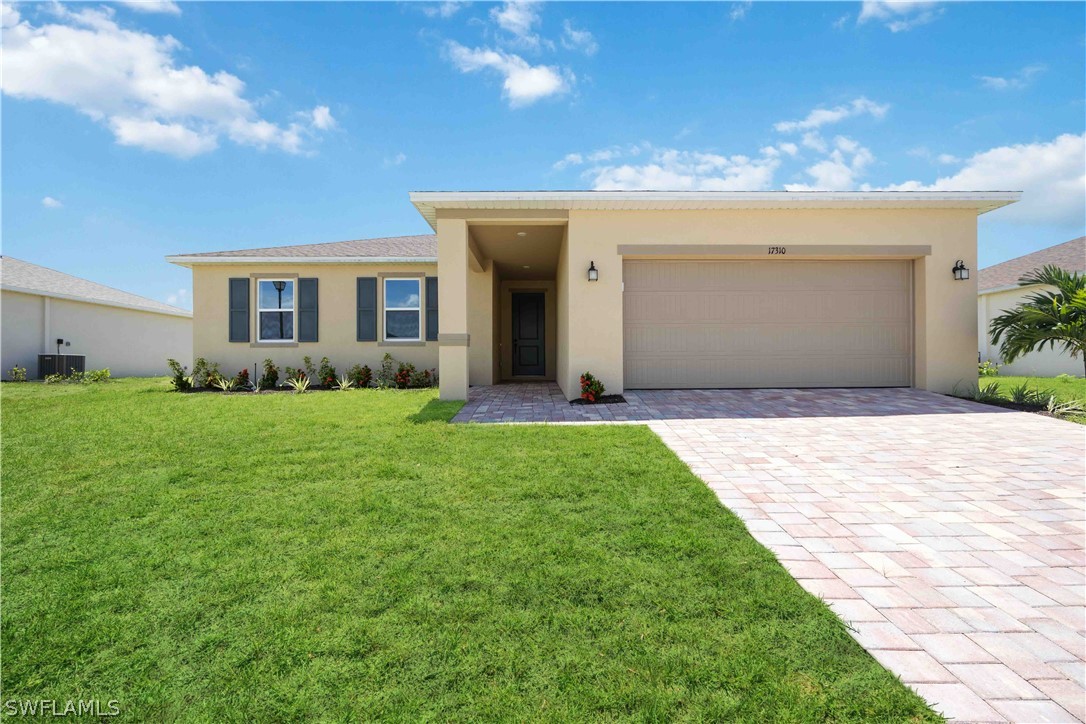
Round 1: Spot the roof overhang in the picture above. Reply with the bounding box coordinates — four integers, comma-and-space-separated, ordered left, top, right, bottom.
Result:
166, 255, 436, 267
409, 190, 1022, 230
0, 284, 193, 318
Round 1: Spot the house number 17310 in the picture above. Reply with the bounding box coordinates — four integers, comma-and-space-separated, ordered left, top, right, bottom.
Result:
767, 246, 787, 255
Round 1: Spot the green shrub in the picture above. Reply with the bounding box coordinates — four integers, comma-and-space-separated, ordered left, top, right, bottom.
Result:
166, 359, 191, 391
258, 359, 279, 390
375, 353, 397, 389
7, 365, 27, 382
978, 360, 1000, 377
1008, 383, 1047, 406
347, 364, 372, 388
580, 371, 605, 402
303, 356, 316, 379
285, 375, 311, 394
318, 357, 336, 388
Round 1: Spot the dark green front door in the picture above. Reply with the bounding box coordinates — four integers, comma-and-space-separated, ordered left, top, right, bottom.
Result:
512, 292, 545, 376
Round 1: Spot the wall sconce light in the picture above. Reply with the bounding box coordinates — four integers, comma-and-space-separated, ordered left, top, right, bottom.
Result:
952, 260, 970, 281
587, 261, 599, 282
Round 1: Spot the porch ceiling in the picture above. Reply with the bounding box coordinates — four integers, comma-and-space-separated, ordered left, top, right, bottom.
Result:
470, 224, 563, 280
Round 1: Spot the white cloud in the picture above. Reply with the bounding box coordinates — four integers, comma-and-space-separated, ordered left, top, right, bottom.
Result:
489, 1, 545, 49
880, 132, 1086, 226
978, 64, 1046, 91
553, 152, 583, 170
1, 4, 333, 157
729, 2, 752, 22
858, 1, 943, 32
785, 136, 875, 191
445, 41, 570, 107
832, 13, 851, 30
421, 2, 465, 19
587, 146, 782, 191
561, 20, 597, 55
383, 152, 407, 168
166, 288, 189, 306
775, 97, 889, 133
115, 1, 181, 15
936, 153, 960, 165
309, 105, 336, 130
41, 196, 63, 208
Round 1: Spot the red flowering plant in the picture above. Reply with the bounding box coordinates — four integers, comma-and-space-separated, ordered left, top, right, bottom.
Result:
580, 371, 605, 403
394, 362, 415, 389
235, 368, 250, 386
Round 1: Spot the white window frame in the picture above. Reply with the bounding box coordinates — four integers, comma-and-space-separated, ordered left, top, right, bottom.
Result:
383, 277, 422, 342
257, 278, 296, 343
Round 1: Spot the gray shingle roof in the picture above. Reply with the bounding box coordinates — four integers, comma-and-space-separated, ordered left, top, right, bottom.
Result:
978, 237, 1085, 292
173, 234, 437, 259
0, 256, 191, 317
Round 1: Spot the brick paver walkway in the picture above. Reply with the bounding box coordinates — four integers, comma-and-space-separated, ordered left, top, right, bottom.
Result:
454, 384, 1086, 722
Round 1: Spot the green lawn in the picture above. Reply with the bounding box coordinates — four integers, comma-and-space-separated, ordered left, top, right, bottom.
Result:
2, 379, 936, 721
980, 374, 1086, 424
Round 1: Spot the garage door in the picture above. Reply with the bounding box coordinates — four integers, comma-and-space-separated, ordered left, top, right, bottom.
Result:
623, 260, 912, 388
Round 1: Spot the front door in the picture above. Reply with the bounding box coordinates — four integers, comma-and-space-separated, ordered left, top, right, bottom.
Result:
512, 292, 545, 376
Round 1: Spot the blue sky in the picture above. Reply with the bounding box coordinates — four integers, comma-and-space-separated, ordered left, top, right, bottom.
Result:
3, 0, 1084, 310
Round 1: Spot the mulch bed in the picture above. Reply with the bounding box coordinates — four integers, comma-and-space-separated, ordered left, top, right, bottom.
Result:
569, 394, 627, 406
969, 398, 1059, 418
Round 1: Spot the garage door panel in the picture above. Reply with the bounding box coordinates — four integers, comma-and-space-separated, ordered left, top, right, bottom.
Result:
623, 260, 912, 388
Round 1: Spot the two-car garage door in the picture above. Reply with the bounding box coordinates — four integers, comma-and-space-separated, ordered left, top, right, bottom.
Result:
623, 260, 912, 388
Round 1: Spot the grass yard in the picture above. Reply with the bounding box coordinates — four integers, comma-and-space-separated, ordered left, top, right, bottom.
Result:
1, 379, 936, 721
980, 374, 1086, 424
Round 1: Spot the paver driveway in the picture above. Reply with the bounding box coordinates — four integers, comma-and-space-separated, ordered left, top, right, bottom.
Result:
455, 385, 1086, 722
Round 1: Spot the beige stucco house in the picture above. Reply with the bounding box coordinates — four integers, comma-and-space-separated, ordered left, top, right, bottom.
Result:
168, 190, 1020, 400
1, 256, 193, 379
977, 237, 1085, 377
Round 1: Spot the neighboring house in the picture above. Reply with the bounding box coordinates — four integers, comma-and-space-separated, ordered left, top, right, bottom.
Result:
168, 190, 1020, 401
0, 256, 192, 379
977, 236, 1085, 377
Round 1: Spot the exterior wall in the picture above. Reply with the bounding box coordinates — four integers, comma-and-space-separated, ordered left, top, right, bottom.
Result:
467, 262, 495, 386
1, 289, 192, 379
191, 262, 438, 380
979, 286, 1083, 377
559, 208, 979, 396
498, 280, 557, 381
555, 226, 571, 397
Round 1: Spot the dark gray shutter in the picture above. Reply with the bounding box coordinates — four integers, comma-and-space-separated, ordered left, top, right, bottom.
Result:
425, 276, 439, 341
357, 277, 377, 341
298, 278, 318, 342
228, 278, 249, 342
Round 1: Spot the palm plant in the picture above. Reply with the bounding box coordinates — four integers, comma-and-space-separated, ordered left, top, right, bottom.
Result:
989, 265, 1086, 377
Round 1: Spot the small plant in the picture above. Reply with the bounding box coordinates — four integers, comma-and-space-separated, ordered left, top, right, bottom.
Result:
978, 360, 1000, 377
395, 361, 415, 389
234, 368, 251, 388
303, 355, 316, 379
334, 375, 355, 390
1055, 373, 1076, 381
318, 357, 336, 388
954, 382, 1004, 403
7, 365, 27, 382
1008, 383, 1047, 406
258, 359, 279, 390
375, 353, 397, 389
43, 373, 66, 384
409, 367, 436, 388
580, 371, 605, 403
1046, 396, 1086, 418
84, 368, 111, 383
167, 359, 191, 391
284, 366, 308, 385
347, 364, 372, 388
285, 375, 312, 394
213, 375, 239, 392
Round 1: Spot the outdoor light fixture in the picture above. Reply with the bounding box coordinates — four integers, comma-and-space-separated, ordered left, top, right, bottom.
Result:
952, 260, 970, 281
587, 261, 599, 282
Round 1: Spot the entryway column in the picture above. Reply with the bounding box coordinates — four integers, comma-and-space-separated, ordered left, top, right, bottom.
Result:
437, 217, 470, 400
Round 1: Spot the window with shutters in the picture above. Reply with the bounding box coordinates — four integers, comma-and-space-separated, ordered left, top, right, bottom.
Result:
383, 278, 421, 341
257, 279, 295, 342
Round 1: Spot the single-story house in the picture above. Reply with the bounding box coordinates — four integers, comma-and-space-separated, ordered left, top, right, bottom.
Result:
0, 256, 193, 379
167, 190, 1020, 400
977, 236, 1085, 377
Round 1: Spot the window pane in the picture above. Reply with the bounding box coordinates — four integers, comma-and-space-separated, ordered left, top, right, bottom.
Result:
385, 310, 420, 339
258, 280, 294, 310
259, 311, 294, 340
384, 279, 420, 309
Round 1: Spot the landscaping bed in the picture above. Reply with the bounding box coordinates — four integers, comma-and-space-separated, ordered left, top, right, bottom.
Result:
570, 393, 627, 406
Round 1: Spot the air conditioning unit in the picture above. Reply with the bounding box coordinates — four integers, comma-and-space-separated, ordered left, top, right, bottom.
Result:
38, 354, 87, 378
